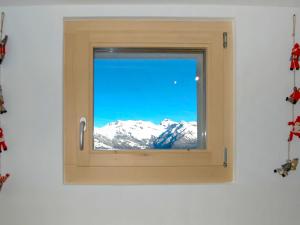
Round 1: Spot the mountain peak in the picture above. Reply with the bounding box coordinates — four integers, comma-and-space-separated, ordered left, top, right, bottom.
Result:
94, 119, 197, 150
160, 118, 176, 128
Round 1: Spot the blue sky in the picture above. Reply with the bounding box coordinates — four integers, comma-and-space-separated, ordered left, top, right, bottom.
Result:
94, 58, 198, 127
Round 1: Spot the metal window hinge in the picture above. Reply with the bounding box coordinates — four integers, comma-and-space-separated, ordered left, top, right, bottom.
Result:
223, 32, 228, 49
223, 147, 228, 168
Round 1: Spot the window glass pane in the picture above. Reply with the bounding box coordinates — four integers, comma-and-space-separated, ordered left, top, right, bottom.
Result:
93, 49, 206, 150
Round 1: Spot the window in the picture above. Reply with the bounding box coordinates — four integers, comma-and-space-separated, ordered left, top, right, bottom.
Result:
93, 48, 206, 151
64, 19, 233, 184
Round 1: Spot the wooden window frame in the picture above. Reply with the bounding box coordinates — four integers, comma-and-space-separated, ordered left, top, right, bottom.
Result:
64, 19, 234, 184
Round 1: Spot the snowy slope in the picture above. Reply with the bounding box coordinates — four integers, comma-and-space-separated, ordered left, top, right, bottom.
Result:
154, 121, 197, 149
94, 119, 197, 150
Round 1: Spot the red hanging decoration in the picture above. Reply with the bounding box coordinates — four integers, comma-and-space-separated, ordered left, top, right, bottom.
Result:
0, 127, 7, 153
275, 14, 299, 177
290, 43, 300, 71
0, 85, 7, 114
0, 12, 9, 191
0, 173, 9, 190
286, 86, 300, 104
288, 116, 300, 141
0, 35, 7, 65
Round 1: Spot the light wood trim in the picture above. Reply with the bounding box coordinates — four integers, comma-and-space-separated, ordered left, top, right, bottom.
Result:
64, 19, 233, 183
223, 31, 234, 168
64, 19, 232, 34
65, 165, 232, 184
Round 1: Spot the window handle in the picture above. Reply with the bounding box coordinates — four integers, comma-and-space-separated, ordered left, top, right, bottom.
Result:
79, 117, 87, 151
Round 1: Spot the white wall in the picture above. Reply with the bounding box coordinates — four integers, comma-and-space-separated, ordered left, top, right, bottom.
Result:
0, 4, 300, 225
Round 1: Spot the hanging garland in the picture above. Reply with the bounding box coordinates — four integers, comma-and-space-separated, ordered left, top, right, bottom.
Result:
0, 12, 8, 191
274, 14, 300, 177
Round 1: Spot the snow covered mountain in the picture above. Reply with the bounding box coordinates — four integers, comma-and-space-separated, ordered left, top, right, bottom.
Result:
94, 119, 197, 150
